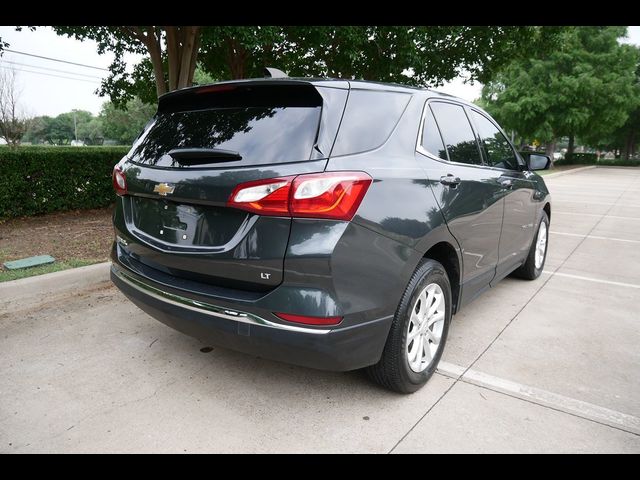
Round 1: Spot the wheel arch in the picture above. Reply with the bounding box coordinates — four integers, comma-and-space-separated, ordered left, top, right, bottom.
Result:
543, 202, 551, 223
422, 241, 461, 314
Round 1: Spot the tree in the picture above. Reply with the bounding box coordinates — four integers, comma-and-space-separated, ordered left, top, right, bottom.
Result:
22, 110, 104, 145
77, 117, 104, 145
47, 113, 75, 145
595, 54, 640, 160
481, 27, 640, 158
100, 97, 156, 144
14, 26, 566, 108
22, 115, 52, 144
198, 26, 283, 80
617, 105, 640, 159
0, 66, 31, 146
52, 26, 201, 107
272, 26, 565, 87
192, 65, 216, 86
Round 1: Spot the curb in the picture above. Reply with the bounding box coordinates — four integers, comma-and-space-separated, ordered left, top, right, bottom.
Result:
542, 165, 597, 179
0, 262, 111, 310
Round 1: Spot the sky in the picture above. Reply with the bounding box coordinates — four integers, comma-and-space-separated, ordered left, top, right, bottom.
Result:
1, 26, 640, 117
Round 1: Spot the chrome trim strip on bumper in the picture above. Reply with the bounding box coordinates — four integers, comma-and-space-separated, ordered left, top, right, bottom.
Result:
112, 267, 332, 335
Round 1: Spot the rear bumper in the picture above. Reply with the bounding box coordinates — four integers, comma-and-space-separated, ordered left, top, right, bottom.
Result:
110, 260, 392, 371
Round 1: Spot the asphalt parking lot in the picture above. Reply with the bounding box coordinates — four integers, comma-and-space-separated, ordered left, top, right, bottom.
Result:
1, 166, 639, 453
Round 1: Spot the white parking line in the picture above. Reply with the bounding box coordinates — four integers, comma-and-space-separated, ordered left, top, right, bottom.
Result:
437, 362, 640, 435
541, 270, 640, 289
549, 231, 640, 244
551, 188, 640, 193
551, 199, 640, 207
554, 211, 640, 221
547, 184, 640, 189
433, 170, 640, 437
550, 191, 625, 198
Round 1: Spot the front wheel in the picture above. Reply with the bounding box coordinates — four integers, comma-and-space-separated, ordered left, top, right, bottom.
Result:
366, 259, 452, 393
513, 211, 549, 280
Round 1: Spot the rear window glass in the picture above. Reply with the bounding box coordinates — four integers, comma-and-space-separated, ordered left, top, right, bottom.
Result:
128, 84, 324, 168
332, 90, 411, 156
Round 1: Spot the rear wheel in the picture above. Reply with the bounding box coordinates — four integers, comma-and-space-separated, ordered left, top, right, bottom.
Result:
366, 259, 452, 393
513, 211, 549, 280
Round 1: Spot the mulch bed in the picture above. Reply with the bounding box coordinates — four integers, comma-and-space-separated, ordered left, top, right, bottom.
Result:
0, 206, 115, 266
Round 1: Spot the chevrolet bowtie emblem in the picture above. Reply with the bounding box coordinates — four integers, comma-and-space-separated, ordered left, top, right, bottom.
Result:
153, 183, 175, 196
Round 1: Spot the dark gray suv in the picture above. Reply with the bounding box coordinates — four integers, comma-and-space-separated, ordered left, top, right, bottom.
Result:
110, 78, 551, 393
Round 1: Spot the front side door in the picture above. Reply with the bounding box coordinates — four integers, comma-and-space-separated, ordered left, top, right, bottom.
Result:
417, 100, 506, 305
469, 109, 538, 282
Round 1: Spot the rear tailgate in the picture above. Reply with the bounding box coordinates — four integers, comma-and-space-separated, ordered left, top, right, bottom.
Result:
113, 81, 348, 291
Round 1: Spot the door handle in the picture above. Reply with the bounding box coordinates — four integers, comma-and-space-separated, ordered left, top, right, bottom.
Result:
499, 178, 514, 190
440, 175, 461, 187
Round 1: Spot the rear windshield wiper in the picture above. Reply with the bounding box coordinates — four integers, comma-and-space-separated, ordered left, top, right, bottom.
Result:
167, 148, 242, 165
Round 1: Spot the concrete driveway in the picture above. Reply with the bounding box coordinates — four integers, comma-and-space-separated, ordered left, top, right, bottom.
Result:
1, 167, 639, 453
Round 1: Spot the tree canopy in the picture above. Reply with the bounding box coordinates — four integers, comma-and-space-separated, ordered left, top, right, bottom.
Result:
481, 26, 640, 157
23, 110, 98, 145
100, 97, 156, 144
22, 99, 155, 145
587, 57, 640, 159
1, 26, 568, 108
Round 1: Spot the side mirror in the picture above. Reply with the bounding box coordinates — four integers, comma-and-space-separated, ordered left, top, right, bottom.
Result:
527, 154, 551, 171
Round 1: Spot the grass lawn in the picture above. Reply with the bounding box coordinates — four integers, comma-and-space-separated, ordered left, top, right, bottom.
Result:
0, 259, 98, 282
0, 206, 113, 282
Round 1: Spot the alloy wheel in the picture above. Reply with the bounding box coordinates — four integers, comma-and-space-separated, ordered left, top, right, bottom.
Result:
406, 283, 446, 373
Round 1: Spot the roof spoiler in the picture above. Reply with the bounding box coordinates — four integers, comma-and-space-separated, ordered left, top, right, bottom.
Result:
263, 67, 288, 78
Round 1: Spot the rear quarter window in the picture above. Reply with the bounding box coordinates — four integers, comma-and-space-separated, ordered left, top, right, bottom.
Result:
331, 89, 411, 156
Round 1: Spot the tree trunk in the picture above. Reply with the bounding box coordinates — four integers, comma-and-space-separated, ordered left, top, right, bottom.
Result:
623, 131, 636, 161
545, 138, 556, 157
186, 31, 200, 86
125, 26, 201, 99
165, 27, 180, 91
621, 141, 629, 161
567, 134, 575, 161
178, 27, 200, 88
226, 38, 247, 79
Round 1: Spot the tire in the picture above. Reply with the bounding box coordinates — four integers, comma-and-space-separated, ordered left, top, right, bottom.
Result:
366, 259, 452, 394
513, 211, 549, 280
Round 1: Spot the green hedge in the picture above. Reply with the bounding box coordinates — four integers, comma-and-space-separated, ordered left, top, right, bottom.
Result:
555, 153, 640, 167
556, 153, 598, 165
0, 146, 130, 219
564, 153, 598, 164
596, 158, 640, 167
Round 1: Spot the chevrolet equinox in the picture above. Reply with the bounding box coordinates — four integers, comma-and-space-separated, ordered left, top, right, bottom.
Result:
110, 77, 551, 393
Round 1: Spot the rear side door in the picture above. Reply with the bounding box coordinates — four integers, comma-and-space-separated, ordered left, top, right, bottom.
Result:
468, 109, 538, 282
417, 100, 506, 305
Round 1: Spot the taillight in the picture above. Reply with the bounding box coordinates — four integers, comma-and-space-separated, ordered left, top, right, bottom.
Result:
113, 166, 127, 196
274, 312, 343, 326
227, 172, 372, 221
290, 172, 372, 220
227, 176, 294, 216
